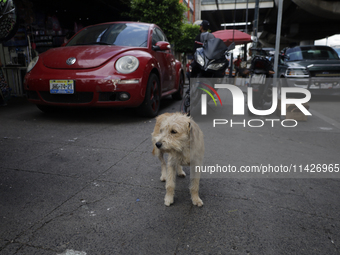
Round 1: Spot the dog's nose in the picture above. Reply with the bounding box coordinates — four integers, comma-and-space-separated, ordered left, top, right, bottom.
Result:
156, 142, 162, 148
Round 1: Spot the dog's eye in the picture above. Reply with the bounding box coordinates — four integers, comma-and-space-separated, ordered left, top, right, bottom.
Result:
171, 130, 177, 134
160, 129, 163, 133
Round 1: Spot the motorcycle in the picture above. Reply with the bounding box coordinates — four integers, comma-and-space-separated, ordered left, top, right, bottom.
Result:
246, 51, 275, 115
180, 34, 235, 115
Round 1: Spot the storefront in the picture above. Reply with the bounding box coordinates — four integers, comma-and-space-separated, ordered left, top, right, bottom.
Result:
0, 0, 129, 102
0, 0, 72, 99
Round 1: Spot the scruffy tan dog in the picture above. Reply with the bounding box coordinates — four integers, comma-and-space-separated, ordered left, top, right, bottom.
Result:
152, 112, 204, 207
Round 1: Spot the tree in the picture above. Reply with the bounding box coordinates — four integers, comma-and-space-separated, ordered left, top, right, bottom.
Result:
175, 23, 200, 54
129, 0, 187, 44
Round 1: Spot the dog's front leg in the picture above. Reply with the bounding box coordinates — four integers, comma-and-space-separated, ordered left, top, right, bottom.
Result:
164, 156, 178, 206
190, 165, 203, 207
158, 152, 167, 182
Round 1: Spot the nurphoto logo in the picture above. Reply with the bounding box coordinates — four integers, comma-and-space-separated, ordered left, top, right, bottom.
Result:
199, 83, 312, 128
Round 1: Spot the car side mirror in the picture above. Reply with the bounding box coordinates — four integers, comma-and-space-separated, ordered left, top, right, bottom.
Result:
153, 41, 171, 51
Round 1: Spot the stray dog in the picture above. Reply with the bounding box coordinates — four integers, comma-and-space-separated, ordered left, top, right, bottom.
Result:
152, 112, 204, 207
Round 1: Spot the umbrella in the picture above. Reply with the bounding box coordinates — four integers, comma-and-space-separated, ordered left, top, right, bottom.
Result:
212, 29, 252, 46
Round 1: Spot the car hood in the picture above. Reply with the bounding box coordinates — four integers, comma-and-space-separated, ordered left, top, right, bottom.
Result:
41, 45, 133, 69
286, 60, 340, 71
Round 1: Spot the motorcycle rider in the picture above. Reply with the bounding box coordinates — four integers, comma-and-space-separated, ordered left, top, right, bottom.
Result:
191, 20, 215, 78
194, 20, 213, 50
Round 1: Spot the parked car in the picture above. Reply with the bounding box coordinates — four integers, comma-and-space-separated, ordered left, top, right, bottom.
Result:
24, 22, 184, 117
278, 45, 340, 96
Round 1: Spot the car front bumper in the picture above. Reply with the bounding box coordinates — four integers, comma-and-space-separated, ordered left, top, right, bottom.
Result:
24, 72, 147, 108
285, 77, 340, 95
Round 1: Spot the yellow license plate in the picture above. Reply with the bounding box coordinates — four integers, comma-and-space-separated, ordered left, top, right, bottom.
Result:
50, 80, 74, 94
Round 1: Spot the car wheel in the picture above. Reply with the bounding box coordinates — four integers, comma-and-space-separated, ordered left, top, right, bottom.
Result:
180, 89, 190, 115
137, 73, 161, 117
172, 74, 184, 100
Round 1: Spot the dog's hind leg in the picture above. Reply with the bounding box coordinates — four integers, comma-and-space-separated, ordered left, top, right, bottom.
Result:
189, 166, 203, 207
164, 156, 178, 206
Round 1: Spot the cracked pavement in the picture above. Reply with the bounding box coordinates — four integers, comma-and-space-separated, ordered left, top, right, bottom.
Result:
0, 93, 340, 255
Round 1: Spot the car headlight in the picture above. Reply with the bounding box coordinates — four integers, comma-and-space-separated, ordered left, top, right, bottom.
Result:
207, 62, 225, 71
115, 56, 139, 74
196, 53, 204, 66
285, 68, 309, 78
27, 56, 39, 73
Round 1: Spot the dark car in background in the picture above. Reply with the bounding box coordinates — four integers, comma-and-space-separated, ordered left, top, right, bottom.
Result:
278, 45, 340, 95
24, 22, 184, 117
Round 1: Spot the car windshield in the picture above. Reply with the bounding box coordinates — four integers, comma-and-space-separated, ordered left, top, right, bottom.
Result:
286, 46, 339, 61
333, 47, 340, 56
67, 23, 149, 47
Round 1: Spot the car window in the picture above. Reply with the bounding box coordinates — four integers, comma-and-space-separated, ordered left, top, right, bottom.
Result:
333, 47, 340, 56
67, 23, 149, 47
152, 28, 168, 46
286, 47, 339, 61
288, 51, 302, 61
302, 49, 338, 60
286, 47, 302, 61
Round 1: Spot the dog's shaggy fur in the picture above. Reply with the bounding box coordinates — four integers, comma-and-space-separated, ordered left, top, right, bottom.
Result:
152, 112, 204, 207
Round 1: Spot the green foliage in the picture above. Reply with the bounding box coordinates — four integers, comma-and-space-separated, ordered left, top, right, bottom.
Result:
175, 23, 200, 54
129, 0, 187, 43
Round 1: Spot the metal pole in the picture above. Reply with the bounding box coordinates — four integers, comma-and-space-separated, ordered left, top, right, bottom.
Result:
253, 0, 260, 48
245, 0, 249, 34
273, 0, 283, 79
229, 52, 234, 78
244, 0, 249, 61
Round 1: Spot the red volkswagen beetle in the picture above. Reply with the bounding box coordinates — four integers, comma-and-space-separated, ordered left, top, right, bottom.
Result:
24, 22, 184, 117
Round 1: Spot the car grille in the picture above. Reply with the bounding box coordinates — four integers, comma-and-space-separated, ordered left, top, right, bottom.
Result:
39, 91, 93, 103
98, 92, 117, 101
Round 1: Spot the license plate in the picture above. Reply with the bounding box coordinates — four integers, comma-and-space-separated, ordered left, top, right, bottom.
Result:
320, 83, 332, 89
50, 80, 74, 94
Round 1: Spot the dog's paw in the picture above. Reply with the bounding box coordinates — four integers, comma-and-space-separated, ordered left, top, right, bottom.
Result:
192, 197, 203, 207
164, 195, 174, 206
160, 175, 166, 182
177, 171, 186, 178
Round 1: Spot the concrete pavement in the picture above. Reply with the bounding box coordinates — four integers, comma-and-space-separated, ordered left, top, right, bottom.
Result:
0, 95, 339, 255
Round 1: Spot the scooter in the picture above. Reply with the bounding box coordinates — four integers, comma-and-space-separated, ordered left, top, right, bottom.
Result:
247, 53, 275, 115
180, 34, 234, 115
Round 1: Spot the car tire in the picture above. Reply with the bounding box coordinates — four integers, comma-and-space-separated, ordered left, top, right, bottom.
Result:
172, 74, 184, 100
137, 73, 161, 117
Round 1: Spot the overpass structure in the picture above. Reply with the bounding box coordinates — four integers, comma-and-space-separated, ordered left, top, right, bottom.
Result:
200, 0, 340, 48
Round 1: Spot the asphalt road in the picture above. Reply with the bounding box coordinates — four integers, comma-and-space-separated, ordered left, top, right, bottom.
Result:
0, 87, 339, 255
